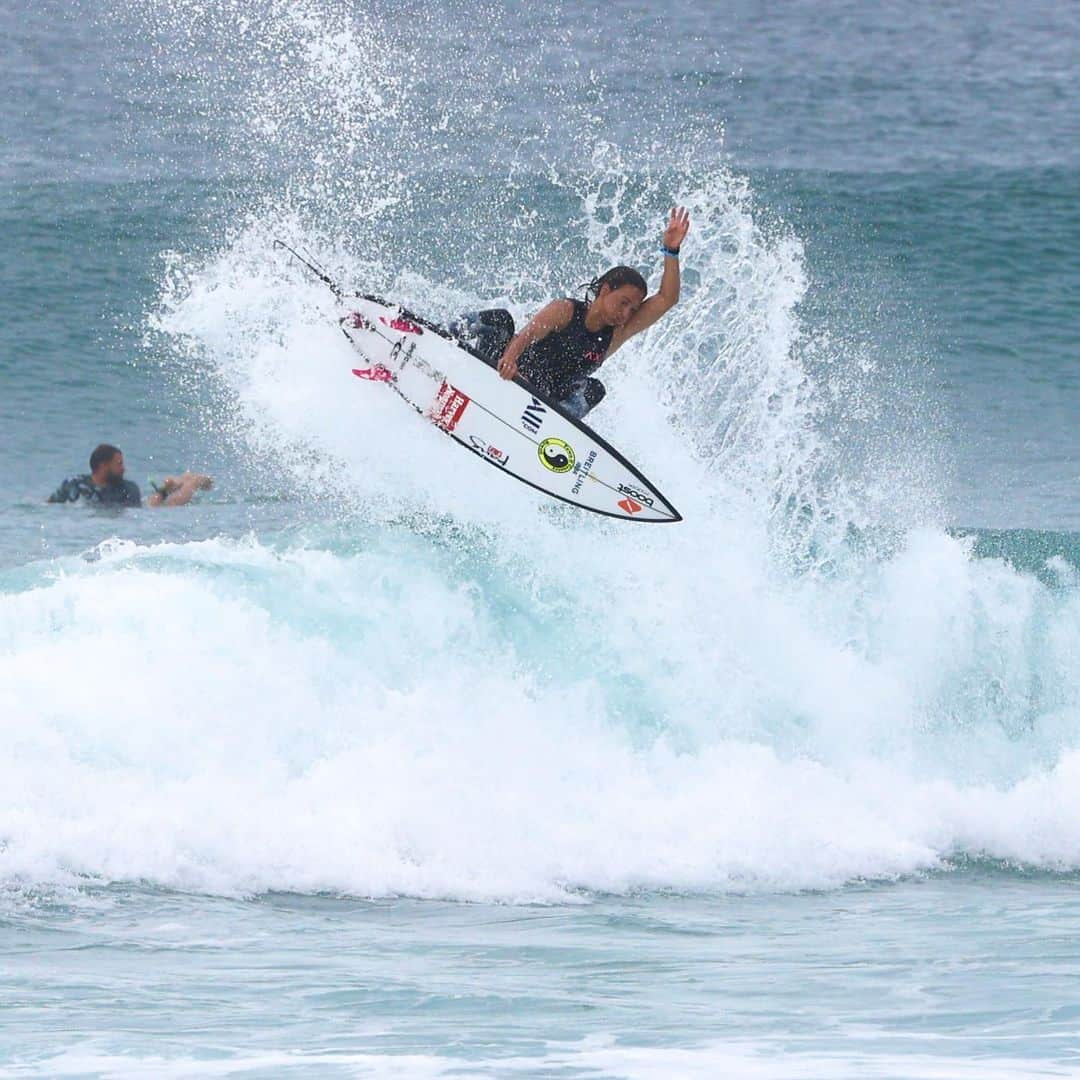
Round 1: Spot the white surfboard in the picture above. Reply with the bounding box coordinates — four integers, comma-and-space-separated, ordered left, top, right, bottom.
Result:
339, 295, 681, 523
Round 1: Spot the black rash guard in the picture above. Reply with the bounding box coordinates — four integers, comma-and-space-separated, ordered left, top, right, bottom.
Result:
48, 475, 142, 507
518, 299, 614, 399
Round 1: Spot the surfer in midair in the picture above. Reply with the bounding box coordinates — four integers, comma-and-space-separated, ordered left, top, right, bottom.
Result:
453, 207, 690, 418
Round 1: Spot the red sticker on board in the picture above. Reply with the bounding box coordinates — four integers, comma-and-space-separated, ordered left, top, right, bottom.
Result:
430, 382, 470, 431
618, 497, 643, 515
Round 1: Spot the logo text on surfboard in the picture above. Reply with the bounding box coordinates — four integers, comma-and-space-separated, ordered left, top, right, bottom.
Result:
571, 450, 598, 495
429, 382, 470, 432
521, 398, 546, 435
616, 483, 654, 508
468, 435, 509, 467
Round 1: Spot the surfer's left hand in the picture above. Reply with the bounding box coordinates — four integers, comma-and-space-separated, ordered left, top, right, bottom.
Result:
663, 206, 690, 249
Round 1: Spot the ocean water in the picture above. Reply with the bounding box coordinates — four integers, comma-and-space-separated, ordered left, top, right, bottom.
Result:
2, 0, 1080, 1076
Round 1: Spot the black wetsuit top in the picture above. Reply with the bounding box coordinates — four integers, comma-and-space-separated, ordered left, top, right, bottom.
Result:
518, 299, 614, 399
49, 475, 142, 507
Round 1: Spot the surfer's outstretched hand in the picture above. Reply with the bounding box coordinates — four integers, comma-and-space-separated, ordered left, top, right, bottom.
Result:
663, 206, 690, 249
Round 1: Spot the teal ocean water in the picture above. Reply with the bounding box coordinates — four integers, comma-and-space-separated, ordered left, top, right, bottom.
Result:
3, 1, 1080, 1075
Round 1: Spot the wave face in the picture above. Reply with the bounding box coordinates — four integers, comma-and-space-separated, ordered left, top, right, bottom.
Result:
3, 518, 1080, 902
2, 0, 1079, 904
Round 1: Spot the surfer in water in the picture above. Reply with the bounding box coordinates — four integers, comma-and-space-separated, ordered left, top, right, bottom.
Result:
452, 207, 690, 419
48, 444, 213, 508
48, 444, 143, 507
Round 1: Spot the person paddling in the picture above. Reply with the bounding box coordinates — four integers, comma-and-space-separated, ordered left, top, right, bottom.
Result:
453, 207, 690, 418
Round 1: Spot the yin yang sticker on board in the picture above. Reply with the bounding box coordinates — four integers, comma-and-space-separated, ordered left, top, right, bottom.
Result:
537, 437, 576, 474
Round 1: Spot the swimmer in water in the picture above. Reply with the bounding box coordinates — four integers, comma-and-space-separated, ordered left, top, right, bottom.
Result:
48, 444, 212, 508
48, 444, 143, 507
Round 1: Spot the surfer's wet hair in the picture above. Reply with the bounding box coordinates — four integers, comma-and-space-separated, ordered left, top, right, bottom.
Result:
583, 266, 647, 301
90, 444, 121, 472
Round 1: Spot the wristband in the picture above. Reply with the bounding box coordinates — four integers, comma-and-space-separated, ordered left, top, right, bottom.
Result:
661, 244, 680, 258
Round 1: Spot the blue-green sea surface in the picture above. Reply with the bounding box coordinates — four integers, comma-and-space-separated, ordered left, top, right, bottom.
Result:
2, 0, 1079, 1075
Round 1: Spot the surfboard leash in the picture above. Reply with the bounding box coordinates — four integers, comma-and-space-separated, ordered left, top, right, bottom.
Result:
272, 239, 345, 300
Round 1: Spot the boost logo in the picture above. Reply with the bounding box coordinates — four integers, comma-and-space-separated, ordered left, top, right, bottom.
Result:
538, 437, 576, 474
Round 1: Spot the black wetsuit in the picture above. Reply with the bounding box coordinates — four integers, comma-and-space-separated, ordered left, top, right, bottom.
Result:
458, 299, 613, 418
48, 475, 142, 507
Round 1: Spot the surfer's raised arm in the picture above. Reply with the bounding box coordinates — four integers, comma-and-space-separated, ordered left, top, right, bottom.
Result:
451, 209, 688, 419
608, 207, 690, 356
496, 300, 574, 381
